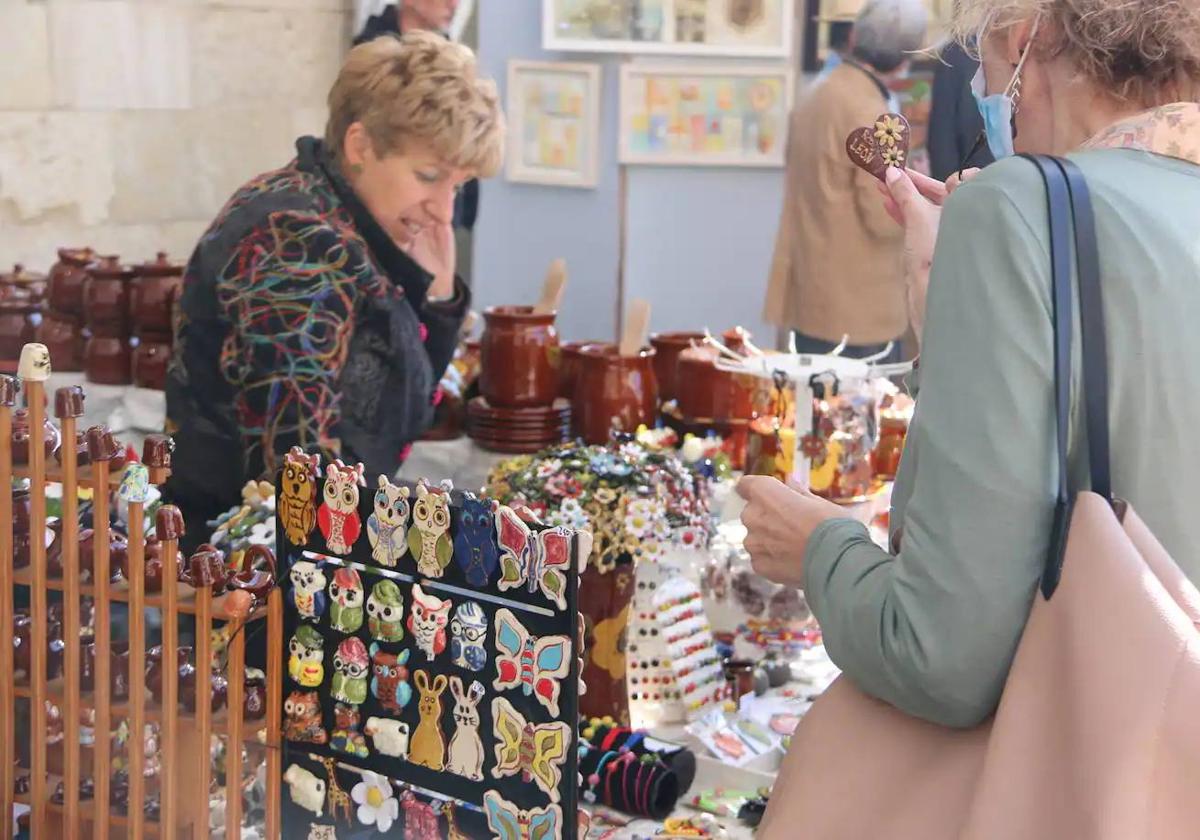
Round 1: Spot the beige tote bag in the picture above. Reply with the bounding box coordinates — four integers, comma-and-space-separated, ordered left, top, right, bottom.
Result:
760, 157, 1200, 839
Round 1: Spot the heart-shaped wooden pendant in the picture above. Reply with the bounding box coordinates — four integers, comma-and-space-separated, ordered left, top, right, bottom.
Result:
845, 113, 911, 181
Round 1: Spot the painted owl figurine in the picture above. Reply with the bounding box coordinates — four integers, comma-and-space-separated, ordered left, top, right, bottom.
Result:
370, 642, 413, 713
407, 481, 453, 578
328, 567, 364, 634
317, 460, 365, 555
407, 584, 450, 661
366, 579, 405, 642
288, 560, 327, 622
331, 637, 369, 706
450, 601, 488, 673
367, 476, 410, 568
280, 447, 320, 546
288, 626, 324, 688
283, 690, 327, 744
453, 493, 499, 588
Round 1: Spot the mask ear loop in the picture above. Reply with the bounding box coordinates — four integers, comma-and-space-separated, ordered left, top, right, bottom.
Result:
959, 17, 1039, 179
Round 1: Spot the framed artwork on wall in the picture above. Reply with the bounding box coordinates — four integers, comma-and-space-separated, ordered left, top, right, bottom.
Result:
506, 60, 602, 189
618, 63, 793, 167
544, 0, 794, 58
800, 0, 955, 72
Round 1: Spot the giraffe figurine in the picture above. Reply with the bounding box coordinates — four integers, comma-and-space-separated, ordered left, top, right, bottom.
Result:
322, 757, 354, 826
445, 803, 470, 840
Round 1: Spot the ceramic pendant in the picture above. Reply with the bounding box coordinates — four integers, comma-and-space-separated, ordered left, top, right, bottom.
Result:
280, 448, 321, 546
400, 790, 441, 840
491, 696, 571, 801
330, 702, 369, 760
493, 608, 571, 717
18, 343, 50, 381
449, 601, 487, 673
496, 506, 571, 610
845, 113, 911, 181
288, 626, 325, 688
331, 637, 369, 705
289, 560, 328, 622
365, 716, 410, 759
369, 643, 412, 712
406, 480, 453, 578
483, 791, 563, 840
328, 567, 364, 633
366, 579, 405, 642
318, 460, 366, 555
407, 584, 450, 661
445, 676, 485, 781
350, 770, 400, 832
118, 464, 150, 505
409, 670, 448, 771
283, 690, 327, 745
320, 757, 354, 827
307, 825, 337, 840
284, 765, 326, 818
453, 493, 499, 587
367, 476, 410, 567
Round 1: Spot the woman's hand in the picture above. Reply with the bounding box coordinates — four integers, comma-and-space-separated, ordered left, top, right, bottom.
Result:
736, 475, 848, 589
407, 221, 456, 300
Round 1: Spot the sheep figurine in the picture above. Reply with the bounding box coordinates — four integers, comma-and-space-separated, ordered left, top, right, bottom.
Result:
365, 717, 410, 759
283, 764, 325, 817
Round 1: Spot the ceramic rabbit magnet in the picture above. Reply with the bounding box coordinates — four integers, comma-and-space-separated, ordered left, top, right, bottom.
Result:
367, 476, 410, 567
407, 584, 450, 661
330, 702, 369, 760
284, 690, 327, 745
365, 716, 410, 759
366, 579, 404, 642
329, 567, 364, 634
409, 670, 448, 771
407, 480, 453, 578
369, 643, 412, 713
318, 460, 366, 555
289, 560, 327, 622
446, 676, 485, 781
288, 626, 325, 688
331, 637, 369, 705
453, 493, 499, 587
280, 447, 321, 546
449, 601, 487, 673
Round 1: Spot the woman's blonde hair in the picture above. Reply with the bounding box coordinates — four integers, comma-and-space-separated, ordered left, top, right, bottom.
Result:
950, 0, 1200, 105
325, 31, 504, 176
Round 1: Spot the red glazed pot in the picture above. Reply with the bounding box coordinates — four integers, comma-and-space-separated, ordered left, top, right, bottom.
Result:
131, 337, 170, 390
572, 343, 658, 445
131, 252, 183, 336
47, 248, 95, 317
83, 255, 135, 337
649, 332, 705, 404
557, 340, 602, 400
0, 300, 39, 363
12, 408, 61, 466
84, 335, 132, 385
479, 305, 560, 408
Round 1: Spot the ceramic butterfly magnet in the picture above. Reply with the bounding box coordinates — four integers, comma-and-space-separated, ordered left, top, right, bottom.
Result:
330, 702, 369, 759
366, 578, 404, 642
318, 460, 366, 555
493, 607, 571, 716
495, 505, 573, 610
283, 690, 328, 745
331, 637, 369, 705
407, 584, 450, 661
280, 447, 321, 546
491, 696, 571, 802
288, 626, 325, 688
369, 642, 412, 713
288, 560, 327, 622
452, 492, 499, 587
449, 601, 487, 672
407, 480, 453, 578
367, 475, 410, 568
845, 113, 911, 181
328, 567, 364, 634
483, 790, 563, 840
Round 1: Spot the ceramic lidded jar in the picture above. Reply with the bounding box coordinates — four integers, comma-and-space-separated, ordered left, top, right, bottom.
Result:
131, 252, 183, 336
83, 255, 135, 337
0, 299, 39, 363
557, 340, 602, 400
35, 310, 84, 373
47, 248, 95, 317
572, 343, 659, 445
479, 305, 560, 408
1, 265, 47, 306
84, 335, 132, 385
130, 339, 170, 390
649, 332, 706, 404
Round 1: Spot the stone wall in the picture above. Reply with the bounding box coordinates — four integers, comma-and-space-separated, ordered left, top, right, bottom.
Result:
0, 0, 350, 271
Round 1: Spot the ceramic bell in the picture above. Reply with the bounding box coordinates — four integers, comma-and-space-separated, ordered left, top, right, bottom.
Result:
141, 434, 174, 470
53, 385, 85, 419
18, 343, 50, 382
155, 505, 184, 542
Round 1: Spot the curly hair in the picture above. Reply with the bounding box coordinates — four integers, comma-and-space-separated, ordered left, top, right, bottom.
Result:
325, 31, 505, 176
950, 0, 1200, 105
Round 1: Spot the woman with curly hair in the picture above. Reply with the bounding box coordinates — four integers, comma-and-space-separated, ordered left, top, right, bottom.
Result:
740, 0, 1200, 727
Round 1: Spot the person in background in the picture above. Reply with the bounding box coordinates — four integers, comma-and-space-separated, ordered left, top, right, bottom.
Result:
165, 32, 503, 552
764, 0, 928, 360
816, 20, 855, 80
927, 35, 994, 180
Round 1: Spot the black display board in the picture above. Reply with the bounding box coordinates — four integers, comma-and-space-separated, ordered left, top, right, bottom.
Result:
277, 453, 583, 839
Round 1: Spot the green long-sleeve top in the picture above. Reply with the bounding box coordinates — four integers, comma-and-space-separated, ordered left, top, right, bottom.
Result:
803, 149, 1200, 728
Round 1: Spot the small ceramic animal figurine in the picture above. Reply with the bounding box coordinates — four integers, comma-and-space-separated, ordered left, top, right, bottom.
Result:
370, 643, 412, 713
407, 480, 453, 578
280, 447, 320, 546
284, 690, 327, 744
289, 560, 327, 622
118, 464, 150, 505
288, 626, 325, 688
331, 637, 369, 705
446, 676, 485, 781
328, 567, 364, 633
307, 825, 337, 840
330, 703, 369, 759
407, 584, 450, 661
365, 717, 410, 759
284, 764, 325, 818
367, 476, 410, 567
449, 601, 488, 673
321, 757, 354, 827
318, 459, 366, 555
18, 343, 51, 382
409, 670, 448, 771
453, 493, 500, 587
366, 579, 404, 642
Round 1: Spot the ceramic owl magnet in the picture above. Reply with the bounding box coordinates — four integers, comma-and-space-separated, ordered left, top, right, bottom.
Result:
453, 493, 499, 587
289, 560, 327, 622
331, 637, 369, 705
329, 567, 364, 634
450, 601, 487, 673
280, 447, 321, 546
407, 480, 453, 579
366, 579, 404, 642
407, 584, 450, 661
330, 702, 369, 760
118, 464, 150, 505
318, 460, 366, 555
284, 690, 327, 745
370, 642, 412, 713
288, 626, 325, 688
367, 476, 410, 567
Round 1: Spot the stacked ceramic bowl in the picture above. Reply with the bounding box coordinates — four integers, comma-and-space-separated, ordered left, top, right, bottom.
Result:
465, 397, 572, 454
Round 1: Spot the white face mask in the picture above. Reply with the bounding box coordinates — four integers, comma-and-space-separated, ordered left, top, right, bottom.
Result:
971, 19, 1040, 159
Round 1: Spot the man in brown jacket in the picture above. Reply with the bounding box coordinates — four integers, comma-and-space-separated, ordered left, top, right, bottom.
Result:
764, 0, 928, 359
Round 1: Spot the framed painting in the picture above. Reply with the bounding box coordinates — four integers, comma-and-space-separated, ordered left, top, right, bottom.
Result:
506, 60, 602, 188
618, 63, 793, 167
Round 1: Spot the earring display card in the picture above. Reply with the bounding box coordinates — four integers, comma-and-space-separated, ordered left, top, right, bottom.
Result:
628, 561, 686, 728
278, 453, 585, 839
652, 577, 724, 720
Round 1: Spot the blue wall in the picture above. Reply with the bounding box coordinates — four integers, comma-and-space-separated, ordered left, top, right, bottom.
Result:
475, 3, 784, 345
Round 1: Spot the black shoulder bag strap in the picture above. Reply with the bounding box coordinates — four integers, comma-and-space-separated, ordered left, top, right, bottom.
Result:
1020, 154, 1113, 598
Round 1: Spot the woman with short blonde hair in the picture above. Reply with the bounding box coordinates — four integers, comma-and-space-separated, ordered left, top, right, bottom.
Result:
165, 31, 504, 550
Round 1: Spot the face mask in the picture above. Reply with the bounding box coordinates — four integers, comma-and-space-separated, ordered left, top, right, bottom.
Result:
971, 20, 1039, 160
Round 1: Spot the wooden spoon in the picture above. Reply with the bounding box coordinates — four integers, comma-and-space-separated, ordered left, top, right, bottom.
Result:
619, 298, 651, 357
533, 258, 568, 315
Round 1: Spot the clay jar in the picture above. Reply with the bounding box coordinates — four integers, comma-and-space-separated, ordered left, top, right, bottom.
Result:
120, 535, 183, 593
243, 668, 267, 720
12, 488, 32, 570
649, 332, 705, 404
228, 544, 276, 607
54, 430, 91, 467
182, 543, 230, 595
675, 337, 755, 422
35, 311, 84, 373
12, 407, 61, 465
131, 339, 170, 390
146, 645, 225, 714
48, 522, 126, 582
1, 264, 47, 305
84, 335, 132, 386
131, 252, 183, 336
81, 640, 130, 700
479, 306, 560, 408
0, 299, 39, 363
557, 340, 602, 400
83, 256, 135, 336
48, 248, 95, 317
572, 343, 658, 445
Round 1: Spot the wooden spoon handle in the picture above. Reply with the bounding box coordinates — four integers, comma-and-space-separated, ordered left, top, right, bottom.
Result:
533, 258, 568, 315
619, 298, 651, 357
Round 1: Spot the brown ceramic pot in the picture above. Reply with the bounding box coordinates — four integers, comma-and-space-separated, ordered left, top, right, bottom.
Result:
53, 385, 85, 419
146, 645, 227, 713
0, 265, 47, 307
182, 543, 230, 595
143, 433, 175, 470
557, 340, 602, 400
83, 256, 135, 337
649, 332, 705, 404
81, 640, 130, 700
243, 668, 267, 720
12, 488, 31, 570
131, 252, 183, 336
130, 337, 170, 390
0, 299, 39, 362
228, 544, 276, 607
479, 305, 560, 408
572, 344, 658, 445
120, 535, 183, 593
47, 248, 95, 317
12, 407, 62, 465
36, 310, 84, 373
84, 335, 132, 385
54, 430, 90, 467
675, 346, 754, 422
